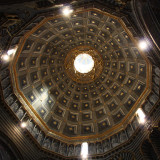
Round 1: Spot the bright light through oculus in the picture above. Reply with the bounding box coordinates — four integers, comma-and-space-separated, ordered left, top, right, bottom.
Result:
136, 108, 146, 124
138, 40, 148, 50
81, 142, 88, 159
62, 6, 73, 17
21, 122, 27, 128
74, 53, 94, 73
1, 54, 9, 61
40, 92, 48, 101
1, 46, 17, 62
7, 46, 18, 56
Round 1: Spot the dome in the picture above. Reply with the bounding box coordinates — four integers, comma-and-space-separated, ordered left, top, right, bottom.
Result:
1, 1, 159, 159
10, 9, 151, 143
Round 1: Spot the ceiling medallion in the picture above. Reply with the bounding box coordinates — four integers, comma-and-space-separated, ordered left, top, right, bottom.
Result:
64, 46, 103, 84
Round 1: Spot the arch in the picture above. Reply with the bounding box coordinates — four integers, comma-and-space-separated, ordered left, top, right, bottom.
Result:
133, 0, 160, 65
158, 120, 160, 128
109, 151, 135, 160
141, 139, 158, 160
0, 131, 24, 160
149, 128, 160, 158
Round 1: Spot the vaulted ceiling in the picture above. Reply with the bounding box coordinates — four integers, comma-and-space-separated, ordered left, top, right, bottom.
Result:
10, 8, 151, 143
0, 0, 160, 159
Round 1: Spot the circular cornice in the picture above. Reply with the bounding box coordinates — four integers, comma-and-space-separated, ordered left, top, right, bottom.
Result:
64, 46, 103, 84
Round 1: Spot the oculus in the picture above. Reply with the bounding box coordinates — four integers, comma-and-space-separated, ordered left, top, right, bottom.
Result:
74, 53, 94, 73
64, 46, 103, 84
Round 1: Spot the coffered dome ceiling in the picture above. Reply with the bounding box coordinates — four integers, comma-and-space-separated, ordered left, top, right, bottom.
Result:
9, 8, 152, 145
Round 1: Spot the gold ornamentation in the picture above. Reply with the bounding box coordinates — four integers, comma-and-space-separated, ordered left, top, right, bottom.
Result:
69, 127, 73, 131
53, 121, 57, 125
64, 46, 103, 84
86, 127, 90, 131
